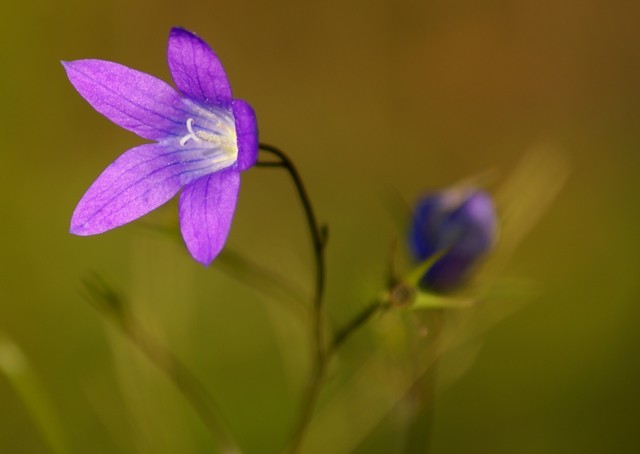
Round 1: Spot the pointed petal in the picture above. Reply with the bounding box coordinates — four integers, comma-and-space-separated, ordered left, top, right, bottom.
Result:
179, 170, 240, 265
62, 60, 185, 140
167, 27, 232, 108
232, 99, 258, 171
70, 143, 205, 235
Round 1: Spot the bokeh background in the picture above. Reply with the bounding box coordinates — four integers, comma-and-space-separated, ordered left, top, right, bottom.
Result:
1, 0, 639, 453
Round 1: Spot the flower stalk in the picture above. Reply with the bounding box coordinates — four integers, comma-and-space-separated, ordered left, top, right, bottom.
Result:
256, 143, 329, 453
328, 300, 386, 358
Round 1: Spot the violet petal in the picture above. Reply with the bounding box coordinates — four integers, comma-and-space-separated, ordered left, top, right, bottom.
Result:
179, 169, 240, 265
62, 60, 186, 141
70, 143, 197, 235
167, 27, 232, 108
232, 99, 258, 171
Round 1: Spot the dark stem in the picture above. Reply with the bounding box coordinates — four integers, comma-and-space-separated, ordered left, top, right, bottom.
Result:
256, 145, 393, 452
328, 300, 386, 358
256, 143, 326, 453
256, 144, 326, 309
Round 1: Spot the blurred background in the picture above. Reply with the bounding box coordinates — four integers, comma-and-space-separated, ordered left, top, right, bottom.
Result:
1, 0, 639, 452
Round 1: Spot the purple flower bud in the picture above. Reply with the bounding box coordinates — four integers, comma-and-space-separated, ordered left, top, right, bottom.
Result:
409, 188, 497, 293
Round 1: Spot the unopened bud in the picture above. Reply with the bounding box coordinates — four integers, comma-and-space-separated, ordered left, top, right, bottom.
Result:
409, 187, 497, 293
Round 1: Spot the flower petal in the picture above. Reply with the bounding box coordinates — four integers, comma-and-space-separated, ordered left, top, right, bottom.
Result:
422, 254, 476, 293
167, 27, 232, 108
70, 143, 206, 235
63, 60, 186, 140
232, 99, 258, 171
179, 169, 240, 265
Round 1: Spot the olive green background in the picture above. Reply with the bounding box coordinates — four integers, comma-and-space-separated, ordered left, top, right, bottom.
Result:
1, 0, 639, 453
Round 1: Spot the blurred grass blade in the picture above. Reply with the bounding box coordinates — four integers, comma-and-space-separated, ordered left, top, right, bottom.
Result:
0, 334, 69, 454
476, 143, 570, 293
81, 274, 242, 454
138, 223, 310, 321
80, 272, 129, 325
216, 248, 309, 321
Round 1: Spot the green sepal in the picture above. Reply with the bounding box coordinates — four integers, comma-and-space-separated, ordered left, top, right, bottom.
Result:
403, 249, 447, 288
412, 291, 475, 310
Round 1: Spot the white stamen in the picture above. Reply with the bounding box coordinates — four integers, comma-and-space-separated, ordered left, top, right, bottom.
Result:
179, 118, 202, 146
187, 118, 197, 135
176, 107, 238, 173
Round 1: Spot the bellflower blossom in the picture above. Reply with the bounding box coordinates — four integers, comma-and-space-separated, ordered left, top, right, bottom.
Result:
409, 188, 497, 293
63, 27, 258, 265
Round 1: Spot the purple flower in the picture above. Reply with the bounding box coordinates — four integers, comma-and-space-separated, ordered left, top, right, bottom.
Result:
63, 27, 258, 265
409, 188, 497, 293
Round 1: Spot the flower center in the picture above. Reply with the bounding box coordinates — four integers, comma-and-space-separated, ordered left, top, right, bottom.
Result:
173, 101, 239, 179
179, 117, 237, 155
179, 118, 202, 146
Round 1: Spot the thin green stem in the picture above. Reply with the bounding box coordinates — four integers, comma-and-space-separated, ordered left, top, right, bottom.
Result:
401, 310, 443, 454
256, 144, 326, 308
256, 143, 327, 453
284, 297, 388, 453
257, 145, 399, 452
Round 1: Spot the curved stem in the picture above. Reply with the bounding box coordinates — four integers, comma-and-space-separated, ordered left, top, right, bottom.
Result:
257, 144, 400, 452
256, 143, 327, 453
256, 144, 326, 310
